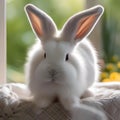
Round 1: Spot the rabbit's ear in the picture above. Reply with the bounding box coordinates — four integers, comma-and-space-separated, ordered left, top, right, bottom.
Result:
25, 4, 57, 41
61, 5, 104, 43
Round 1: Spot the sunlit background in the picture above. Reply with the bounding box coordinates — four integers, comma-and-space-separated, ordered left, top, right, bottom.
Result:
7, 0, 120, 83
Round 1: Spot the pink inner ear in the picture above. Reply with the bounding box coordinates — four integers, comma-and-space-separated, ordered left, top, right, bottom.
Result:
75, 13, 97, 40
28, 12, 43, 37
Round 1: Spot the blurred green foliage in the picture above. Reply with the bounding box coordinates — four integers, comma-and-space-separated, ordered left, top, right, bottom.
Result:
7, 0, 84, 82
101, 0, 120, 62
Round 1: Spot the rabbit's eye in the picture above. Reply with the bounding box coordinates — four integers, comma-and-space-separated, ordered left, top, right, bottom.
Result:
65, 54, 69, 61
44, 53, 46, 58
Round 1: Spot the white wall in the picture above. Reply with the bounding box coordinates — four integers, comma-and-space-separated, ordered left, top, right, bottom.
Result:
0, 0, 6, 84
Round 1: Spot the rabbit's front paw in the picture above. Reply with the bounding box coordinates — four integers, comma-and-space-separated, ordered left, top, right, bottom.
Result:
73, 107, 107, 120
34, 96, 52, 108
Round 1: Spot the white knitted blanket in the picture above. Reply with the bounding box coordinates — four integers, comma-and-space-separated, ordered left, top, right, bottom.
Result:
0, 82, 120, 120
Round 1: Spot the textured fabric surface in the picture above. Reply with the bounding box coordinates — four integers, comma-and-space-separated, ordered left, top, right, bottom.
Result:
0, 82, 120, 120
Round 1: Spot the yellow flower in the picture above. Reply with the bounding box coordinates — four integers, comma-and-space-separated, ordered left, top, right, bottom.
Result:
100, 72, 108, 79
109, 72, 120, 81
106, 63, 115, 71
117, 62, 120, 69
102, 78, 111, 82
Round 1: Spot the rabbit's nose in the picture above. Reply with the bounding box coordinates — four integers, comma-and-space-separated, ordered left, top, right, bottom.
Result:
49, 69, 57, 78
48, 69, 57, 81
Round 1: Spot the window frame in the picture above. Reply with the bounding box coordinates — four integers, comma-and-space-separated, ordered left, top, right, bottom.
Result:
0, 0, 6, 84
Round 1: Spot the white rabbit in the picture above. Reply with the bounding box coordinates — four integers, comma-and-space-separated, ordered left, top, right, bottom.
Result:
25, 4, 106, 120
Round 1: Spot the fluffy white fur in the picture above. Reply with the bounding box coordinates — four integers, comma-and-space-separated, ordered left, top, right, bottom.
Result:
25, 4, 106, 120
